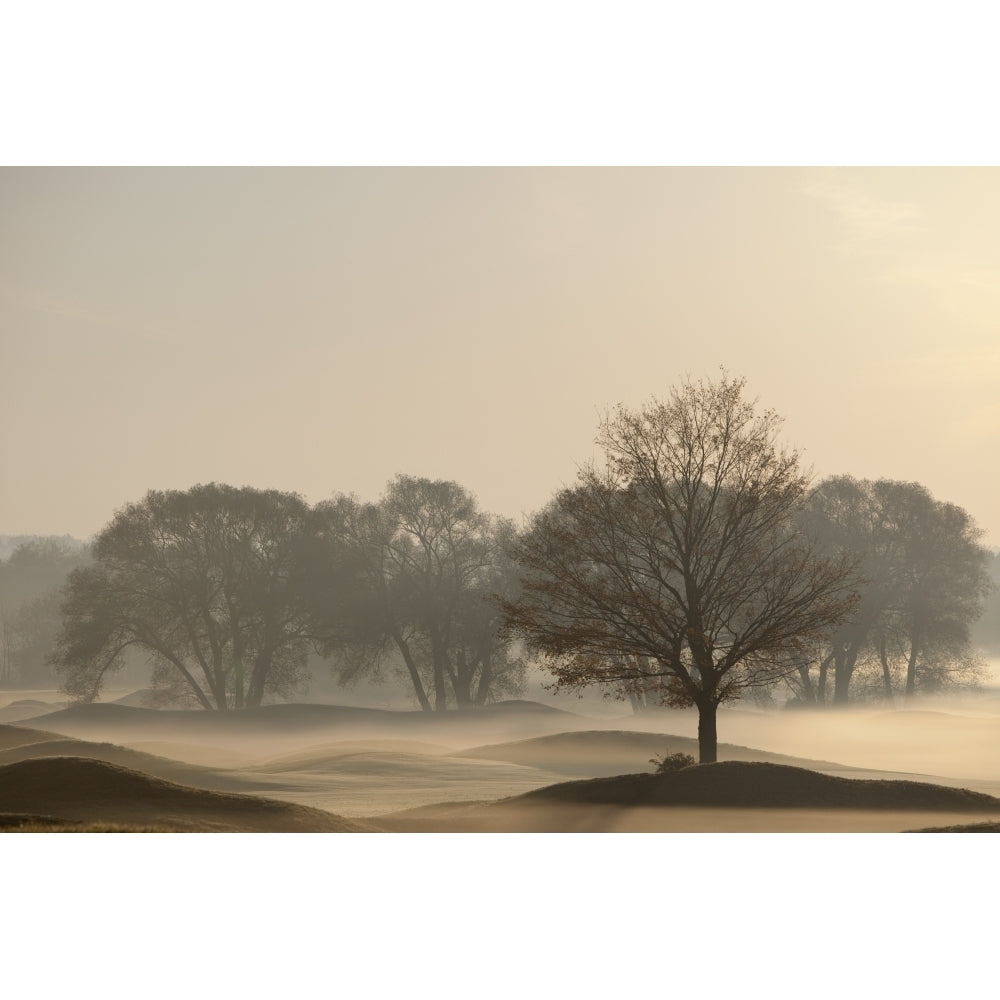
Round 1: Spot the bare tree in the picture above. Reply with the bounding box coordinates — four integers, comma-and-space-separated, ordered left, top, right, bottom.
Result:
502, 373, 858, 762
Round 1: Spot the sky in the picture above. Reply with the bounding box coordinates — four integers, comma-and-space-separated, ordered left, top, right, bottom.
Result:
2, 166, 998, 547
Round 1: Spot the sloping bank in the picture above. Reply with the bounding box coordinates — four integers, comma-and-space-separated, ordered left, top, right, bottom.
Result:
511, 761, 1000, 811
0, 757, 370, 832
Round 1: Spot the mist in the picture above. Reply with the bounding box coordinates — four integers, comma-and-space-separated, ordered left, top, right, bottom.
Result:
4, 675, 998, 832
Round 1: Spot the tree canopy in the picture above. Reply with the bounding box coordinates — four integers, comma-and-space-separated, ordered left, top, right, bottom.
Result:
502, 373, 859, 761
796, 476, 992, 704
50, 484, 318, 710
311, 476, 525, 712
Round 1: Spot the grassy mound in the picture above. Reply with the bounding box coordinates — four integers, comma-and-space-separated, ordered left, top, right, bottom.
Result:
908, 821, 1000, 833
0, 757, 369, 832
0, 723, 68, 752
0, 737, 238, 788
454, 730, 854, 777
512, 761, 1000, 811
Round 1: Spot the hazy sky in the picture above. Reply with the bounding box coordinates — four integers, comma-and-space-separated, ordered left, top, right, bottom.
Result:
2, 167, 998, 547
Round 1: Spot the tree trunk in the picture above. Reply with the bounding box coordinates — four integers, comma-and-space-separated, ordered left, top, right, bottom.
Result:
878, 636, 894, 703
180, 623, 227, 709
796, 662, 815, 704
696, 699, 718, 763
162, 651, 216, 711
832, 660, 850, 704
905, 636, 920, 699
392, 631, 432, 713
626, 689, 645, 713
246, 650, 271, 707
817, 651, 833, 704
832, 646, 858, 706
451, 647, 474, 709
473, 653, 493, 706
430, 630, 448, 713
224, 594, 245, 709
234, 656, 246, 709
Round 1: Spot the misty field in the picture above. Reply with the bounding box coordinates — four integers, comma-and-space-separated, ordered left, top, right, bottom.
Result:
2, 688, 998, 833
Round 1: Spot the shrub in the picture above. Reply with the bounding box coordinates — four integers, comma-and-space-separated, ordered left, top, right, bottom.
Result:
649, 751, 696, 773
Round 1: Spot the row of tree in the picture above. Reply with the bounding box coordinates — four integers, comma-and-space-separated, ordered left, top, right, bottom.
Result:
50, 478, 526, 712
36, 373, 997, 762
792, 477, 989, 704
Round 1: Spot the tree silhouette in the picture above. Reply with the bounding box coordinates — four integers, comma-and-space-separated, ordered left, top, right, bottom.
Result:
503, 373, 858, 762
51, 484, 317, 710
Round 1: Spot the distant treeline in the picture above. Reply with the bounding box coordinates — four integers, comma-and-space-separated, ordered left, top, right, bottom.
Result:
0, 534, 85, 562
40, 479, 524, 713
3, 477, 997, 709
